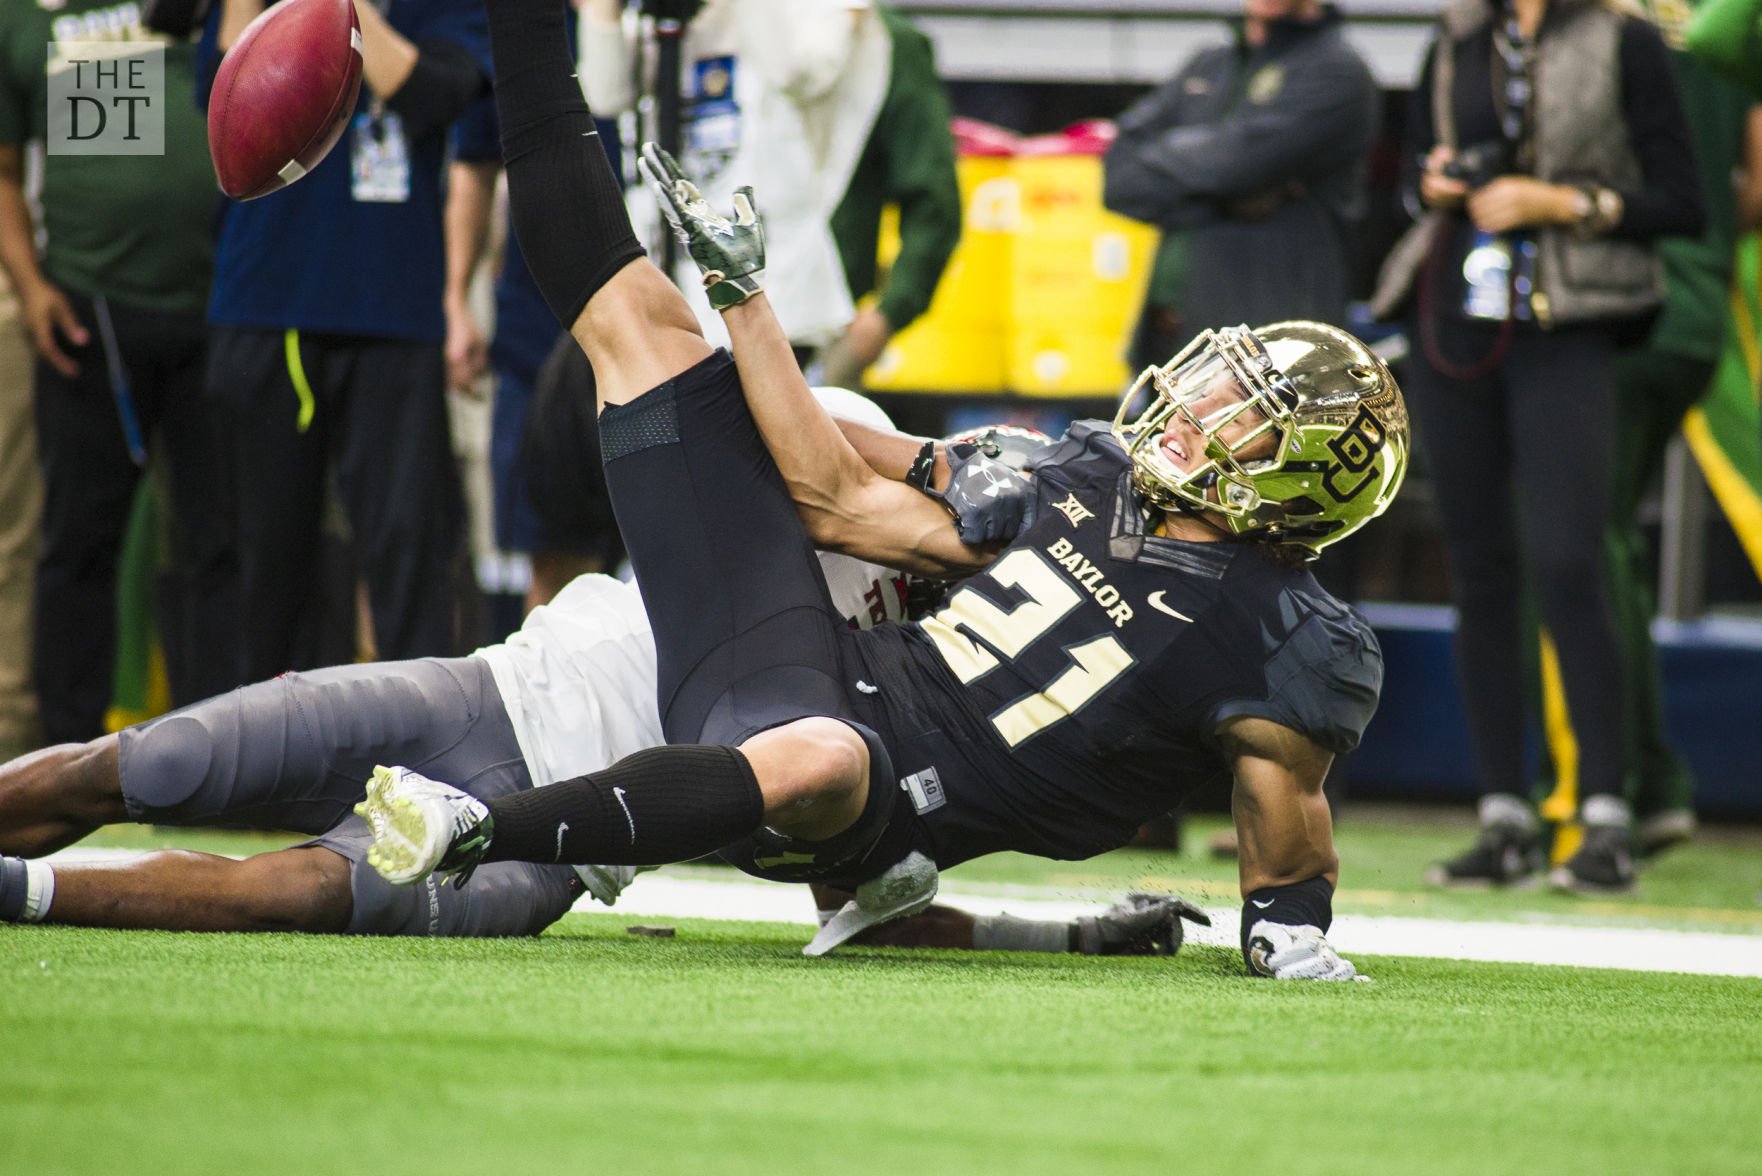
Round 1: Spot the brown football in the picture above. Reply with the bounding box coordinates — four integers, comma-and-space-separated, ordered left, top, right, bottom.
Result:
207, 0, 364, 200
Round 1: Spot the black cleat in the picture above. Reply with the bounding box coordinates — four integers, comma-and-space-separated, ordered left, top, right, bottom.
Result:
1549, 824, 1637, 895
1427, 794, 1542, 887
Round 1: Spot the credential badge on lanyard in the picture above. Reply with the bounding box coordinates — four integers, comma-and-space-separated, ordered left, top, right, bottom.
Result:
351, 99, 410, 204
350, 2, 409, 203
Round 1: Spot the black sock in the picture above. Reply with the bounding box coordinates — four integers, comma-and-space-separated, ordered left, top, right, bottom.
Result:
1240, 874, 1335, 961
486, 0, 645, 328
481, 745, 764, 866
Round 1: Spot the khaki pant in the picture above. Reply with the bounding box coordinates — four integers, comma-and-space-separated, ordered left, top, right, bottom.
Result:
0, 277, 41, 754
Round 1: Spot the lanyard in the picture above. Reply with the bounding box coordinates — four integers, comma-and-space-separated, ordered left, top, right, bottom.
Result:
1490, 12, 1534, 166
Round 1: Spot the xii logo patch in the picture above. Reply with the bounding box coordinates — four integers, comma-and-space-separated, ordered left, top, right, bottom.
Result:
1051, 493, 1094, 527
1321, 404, 1389, 503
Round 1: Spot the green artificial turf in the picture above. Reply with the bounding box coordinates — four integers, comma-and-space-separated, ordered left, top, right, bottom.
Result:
3, 915, 1760, 1176
18, 808, 1758, 1173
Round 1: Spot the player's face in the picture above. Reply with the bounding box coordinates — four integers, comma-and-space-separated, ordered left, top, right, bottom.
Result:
1155, 373, 1276, 475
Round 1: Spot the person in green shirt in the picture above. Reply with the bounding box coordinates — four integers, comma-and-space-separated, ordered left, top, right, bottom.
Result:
0, 0, 235, 745
817, 5, 961, 389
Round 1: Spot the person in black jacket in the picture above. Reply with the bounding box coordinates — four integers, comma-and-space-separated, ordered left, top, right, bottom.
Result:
1103, 0, 1380, 359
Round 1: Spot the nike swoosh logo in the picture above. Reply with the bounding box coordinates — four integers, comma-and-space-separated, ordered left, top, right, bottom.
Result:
1252, 898, 1274, 909
613, 786, 637, 844
555, 821, 570, 862
1147, 591, 1195, 622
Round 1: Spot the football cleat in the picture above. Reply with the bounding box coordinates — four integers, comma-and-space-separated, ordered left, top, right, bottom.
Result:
1426, 793, 1542, 888
575, 863, 650, 907
803, 851, 939, 957
1549, 798, 1637, 895
356, 765, 493, 888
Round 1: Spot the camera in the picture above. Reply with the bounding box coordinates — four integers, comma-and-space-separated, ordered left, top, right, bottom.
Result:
1440, 140, 1514, 190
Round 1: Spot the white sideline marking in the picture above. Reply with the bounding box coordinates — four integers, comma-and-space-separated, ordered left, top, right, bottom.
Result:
44, 849, 1762, 977
604, 873, 1762, 979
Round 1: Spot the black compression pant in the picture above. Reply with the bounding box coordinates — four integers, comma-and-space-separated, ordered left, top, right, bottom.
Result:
1403, 315, 1627, 801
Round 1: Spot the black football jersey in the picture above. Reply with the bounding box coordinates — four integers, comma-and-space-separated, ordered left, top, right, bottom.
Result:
850, 422, 1383, 867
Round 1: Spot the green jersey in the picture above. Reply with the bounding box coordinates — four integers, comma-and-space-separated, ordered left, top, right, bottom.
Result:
0, 0, 215, 311
1643, 0, 1752, 361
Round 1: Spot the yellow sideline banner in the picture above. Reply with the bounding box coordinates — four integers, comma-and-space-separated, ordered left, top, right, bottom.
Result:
867, 132, 1156, 397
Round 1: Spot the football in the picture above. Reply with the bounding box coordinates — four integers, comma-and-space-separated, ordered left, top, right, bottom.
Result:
207, 0, 364, 200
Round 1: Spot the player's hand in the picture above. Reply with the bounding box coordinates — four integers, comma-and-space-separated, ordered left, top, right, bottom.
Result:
638, 142, 765, 311
20, 279, 88, 378
1246, 920, 1369, 981
1074, 892, 1211, 956
444, 298, 488, 395
819, 306, 893, 390
1467, 176, 1568, 234
1418, 145, 1468, 212
934, 441, 1037, 544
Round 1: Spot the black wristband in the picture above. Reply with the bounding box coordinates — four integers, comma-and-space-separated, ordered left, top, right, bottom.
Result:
905, 440, 938, 494
1240, 875, 1335, 961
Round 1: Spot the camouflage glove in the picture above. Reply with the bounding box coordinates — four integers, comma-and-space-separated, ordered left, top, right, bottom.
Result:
931, 441, 1038, 545
638, 142, 765, 311
1246, 920, 1370, 982
1074, 892, 1211, 956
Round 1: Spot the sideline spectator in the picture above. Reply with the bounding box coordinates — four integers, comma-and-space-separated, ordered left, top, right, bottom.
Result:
1533, 0, 1757, 860
1103, 0, 1379, 360
1373, 0, 1704, 893
448, 24, 626, 621
0, 3, 234, 744
199, 0, 489, 679
583, 0, 960, 381
0, 270, 36, 760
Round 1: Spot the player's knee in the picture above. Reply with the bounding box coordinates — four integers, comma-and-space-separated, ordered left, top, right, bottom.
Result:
119, 715, 214, 815
747, 717, 868, 815
225, 849, 353, 932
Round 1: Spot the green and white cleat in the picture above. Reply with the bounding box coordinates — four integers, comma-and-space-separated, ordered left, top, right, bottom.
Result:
803, 851, 939, 957
355, 765, 494, 888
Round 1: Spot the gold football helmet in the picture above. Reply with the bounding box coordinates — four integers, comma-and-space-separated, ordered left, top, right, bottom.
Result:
1111, 321, 1409, 558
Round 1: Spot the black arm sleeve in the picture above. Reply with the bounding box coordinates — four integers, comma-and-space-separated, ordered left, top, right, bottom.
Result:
1611, 16, 1706, 241
384, 40, 489, 142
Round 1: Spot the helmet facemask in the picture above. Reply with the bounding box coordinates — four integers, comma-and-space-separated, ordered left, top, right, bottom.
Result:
1112, 322, 1409, 558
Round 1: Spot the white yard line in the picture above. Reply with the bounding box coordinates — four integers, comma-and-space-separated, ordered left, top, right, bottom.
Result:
44, 848, 1762, 978
606, 872, 1762, 979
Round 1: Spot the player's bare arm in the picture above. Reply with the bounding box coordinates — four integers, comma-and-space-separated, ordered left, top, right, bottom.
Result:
637, 142, 992, 578
1220, 715, 1363, 980
1220, 715, 1339, 895
720, 295, 990, 579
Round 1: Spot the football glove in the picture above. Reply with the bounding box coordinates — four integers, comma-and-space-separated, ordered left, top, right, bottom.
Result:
1074, 892, 1212, 956
638, 142, 765, 311
933, 441, 1038, 544
1245, 920, 1369, 982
